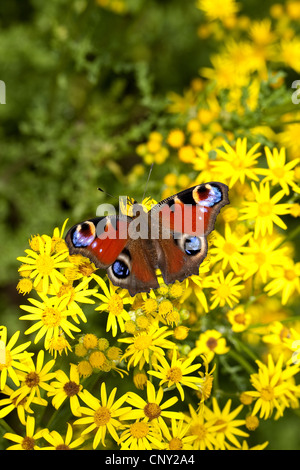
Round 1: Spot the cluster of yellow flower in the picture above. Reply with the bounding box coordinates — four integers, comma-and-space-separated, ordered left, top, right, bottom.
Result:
1, 0, 300, 451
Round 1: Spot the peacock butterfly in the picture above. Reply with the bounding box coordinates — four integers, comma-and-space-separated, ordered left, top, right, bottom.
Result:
65, 183, 229, 296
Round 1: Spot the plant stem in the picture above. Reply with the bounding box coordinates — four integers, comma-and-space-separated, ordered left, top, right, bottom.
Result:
227, 349, 256, 375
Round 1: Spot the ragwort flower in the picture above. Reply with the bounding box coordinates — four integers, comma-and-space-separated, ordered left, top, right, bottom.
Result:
19, 292, 81, 346
247, 355, 300, 419
94, 277, 133, 337
17, 234, 71, 293
4, 416, 46, 450
148, 349, 204, 400
0, 327, 32, 390
239, 182, 291, 238
74, 382, 131, 448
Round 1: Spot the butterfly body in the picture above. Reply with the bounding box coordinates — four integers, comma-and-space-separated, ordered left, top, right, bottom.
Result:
65, 182, 229, 296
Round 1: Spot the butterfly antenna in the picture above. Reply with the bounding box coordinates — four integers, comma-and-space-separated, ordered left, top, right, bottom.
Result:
98, 188, 119, 200
142, 163, 154, 201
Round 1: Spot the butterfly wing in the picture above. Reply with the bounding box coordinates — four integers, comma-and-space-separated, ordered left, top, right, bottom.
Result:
149, 182, 229, 284
65, 214, 159, 296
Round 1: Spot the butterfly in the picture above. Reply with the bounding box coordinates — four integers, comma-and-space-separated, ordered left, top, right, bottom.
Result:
65, 182, 229, 296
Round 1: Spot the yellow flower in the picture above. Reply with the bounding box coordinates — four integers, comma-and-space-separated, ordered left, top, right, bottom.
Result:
212, 138, 261, 188
278, 123, 300, 159
124, 380, 182, 425
246, 355, 300, 419
227, 439, 269, 450
17, 234, 71, 293
51, 218, 69, 253
56, 278, 97, 324
197, 357, 215, 403
210, 224, 252, 274
118, 323, 175, 370
166, 129, 185, 148
205, 398, 248, 449
207, 271, 244, 309
249, 19, 275, 46
10, 350, 56, 409
227, 306, 251, 332
258, 146, 300, 195
133, 369, 148, 390
0, 385, 42, 425
19, 292, 81, 346
196, 0, 239, 21
241, 235, 289, 283
74, 382, 131, 448
264, 261, 300, 305
0, 327, 32, 390
119, 420, 164, 450
186, 404, 218, 450
178, 145, 196, 163
48, 364, 84, 417
262, 321, 293, 358
239, 182, 291, 238
46, 333, 72, 358
16, 277, 33, 295
148, 349, 204, 400
43, 423, 84, 450
161, 419, 196, 450
190, 329, 230, 363
94, 277, 132, 337
280, 38, 300, 72
4, 416, 46, 450
77, 360, 93, 379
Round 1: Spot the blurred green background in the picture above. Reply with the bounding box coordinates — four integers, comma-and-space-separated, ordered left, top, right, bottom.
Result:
1, 0, 299, 449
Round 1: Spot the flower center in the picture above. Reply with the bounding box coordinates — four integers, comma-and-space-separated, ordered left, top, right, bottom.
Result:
272, 167, 285, 178
190, 424, 206, 440
35, 254, 55, 275
94, 406, 111, 426
134, 335, 152, 350
21, 436, 35, 450
63, 381, 80, 397
107, 294, 123, 316
255, 252, 266, 265
234, 313, 246, 325
130, 422, 149, 438
42, 307, 62, 327
223, 242, 237, 255
284, 269, 296, 281
167, 367, 182, 383
169, 437, 183, 450
206, 337, 218, 350
258, 202, 272, 216
261, 386, 274, 401
144, 402, 161, 420
56, 444, 71, 450
25, 372, 40, 388
216, 284, 231, 299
